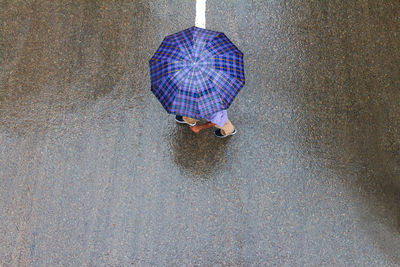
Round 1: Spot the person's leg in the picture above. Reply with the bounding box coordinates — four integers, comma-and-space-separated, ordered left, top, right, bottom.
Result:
183, 116, 198, 125
175, 115, 198, 126
216, 119, 235, 136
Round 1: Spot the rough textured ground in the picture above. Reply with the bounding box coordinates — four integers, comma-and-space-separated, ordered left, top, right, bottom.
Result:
1, 0, 399, 266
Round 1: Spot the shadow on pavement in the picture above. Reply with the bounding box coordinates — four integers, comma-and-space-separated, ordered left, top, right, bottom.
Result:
299, 97, 400, 263
168, 124, 230, 179
287, 1, 400, 261
0, 1, 150, 136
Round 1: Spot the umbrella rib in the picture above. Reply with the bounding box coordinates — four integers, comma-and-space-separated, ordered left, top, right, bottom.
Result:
152, 69, 181, 83
206, 75, 229, 108
189, 27, 195, 45
198, 40, 232, 59
151, 61, 183, 74
177, 31, 193, 62
159, 69, 186, 107
207, 64, 244, 74
196, 83, 207, 117
177, 84, 181, 115
198, 69, 217, 113
209, 46, 240, 58
198, 31, 216, 59
217, 91, 228, 108
205, 74, 234, 100
165, 36, 191, 60
208, 68, 243, 93
165, 36, 191, 61
192, 28, 203, 58
208, 57, 242, 65
184, 69, 195, 116
194, 94, 199, 118
207, 66, 245, 86
153, 52, 185, 61
206, 56, 245, 82
162, 44, 183, 51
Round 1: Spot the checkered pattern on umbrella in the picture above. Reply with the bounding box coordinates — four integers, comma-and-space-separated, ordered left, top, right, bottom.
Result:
149, 26, 245, 119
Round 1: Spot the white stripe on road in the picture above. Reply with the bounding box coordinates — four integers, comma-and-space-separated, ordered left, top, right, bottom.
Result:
195, 0, 206, 28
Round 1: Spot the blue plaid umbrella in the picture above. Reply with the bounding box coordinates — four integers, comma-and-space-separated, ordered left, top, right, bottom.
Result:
149, 26, 245, 119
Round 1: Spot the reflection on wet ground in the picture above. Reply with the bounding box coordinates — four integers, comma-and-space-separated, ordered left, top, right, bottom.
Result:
1, 0, 399, 265
169, 123, 230, 179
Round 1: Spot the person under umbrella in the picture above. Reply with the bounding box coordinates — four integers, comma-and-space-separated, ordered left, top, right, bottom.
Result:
150, 26, 245, 138
175, 110, 235, 138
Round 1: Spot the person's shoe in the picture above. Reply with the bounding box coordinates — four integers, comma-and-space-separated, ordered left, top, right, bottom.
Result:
214, 128, 237, 138
175, 115, 196, 126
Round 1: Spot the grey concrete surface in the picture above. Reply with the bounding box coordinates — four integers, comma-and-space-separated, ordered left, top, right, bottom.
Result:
1, 0, 399, 266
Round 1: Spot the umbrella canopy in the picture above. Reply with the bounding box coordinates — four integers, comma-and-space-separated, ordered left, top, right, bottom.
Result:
149, 26, 245, 119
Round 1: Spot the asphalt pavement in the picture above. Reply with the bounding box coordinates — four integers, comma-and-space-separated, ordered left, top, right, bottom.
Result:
1, 0, 399, 265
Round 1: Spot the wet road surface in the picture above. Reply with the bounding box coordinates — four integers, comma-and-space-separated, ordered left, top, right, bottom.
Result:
1, 1, 399, 265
